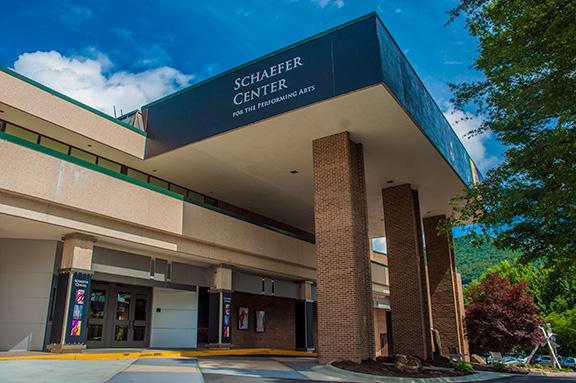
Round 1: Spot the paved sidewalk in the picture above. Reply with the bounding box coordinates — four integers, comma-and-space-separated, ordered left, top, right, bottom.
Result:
107, 358, 204, 383
0, 358, 136, 383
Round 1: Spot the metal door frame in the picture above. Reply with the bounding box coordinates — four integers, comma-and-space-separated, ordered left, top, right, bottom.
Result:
87, 282, 152, 348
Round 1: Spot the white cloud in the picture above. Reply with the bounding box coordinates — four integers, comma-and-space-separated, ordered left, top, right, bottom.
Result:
312, 0, 344, 8
12, 50, 192, 116
444, 106, 499, 172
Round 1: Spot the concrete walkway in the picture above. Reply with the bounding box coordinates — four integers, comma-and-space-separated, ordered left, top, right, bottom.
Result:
108, 358, 205, 383
2, 355, 573, 383
0, 358, 136, 383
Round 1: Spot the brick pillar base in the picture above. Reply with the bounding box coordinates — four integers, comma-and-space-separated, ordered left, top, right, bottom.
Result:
313, 132, 374, 364
382, 185, 432, 360
424, 215, 462, 357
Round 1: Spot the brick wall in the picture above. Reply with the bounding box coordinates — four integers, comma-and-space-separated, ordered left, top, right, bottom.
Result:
231, 292, 319, 350
424, 215, 460, 357
313, 132, 375, 364
231, 292, 300, 349
382, 184, 432, 360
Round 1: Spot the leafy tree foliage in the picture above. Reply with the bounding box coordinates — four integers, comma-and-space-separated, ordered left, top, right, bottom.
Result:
547, 308, 576, 355
473, 259, 576, 314
454, 235, 518, 285
447, 0, 576, 265
466, 273, 543, 354
465, 258, 576, 353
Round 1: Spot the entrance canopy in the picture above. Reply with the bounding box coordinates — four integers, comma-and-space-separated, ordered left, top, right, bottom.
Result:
137, 13, 480, 237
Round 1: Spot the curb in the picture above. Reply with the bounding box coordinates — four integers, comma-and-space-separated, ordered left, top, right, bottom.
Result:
311, 363, 514, 383
0, 348, 317, 361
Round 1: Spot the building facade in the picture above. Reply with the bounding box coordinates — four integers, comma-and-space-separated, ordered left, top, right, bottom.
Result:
0, 14, 470, 363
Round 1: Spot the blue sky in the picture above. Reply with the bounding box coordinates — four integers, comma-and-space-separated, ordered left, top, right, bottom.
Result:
1, 0, 504, 173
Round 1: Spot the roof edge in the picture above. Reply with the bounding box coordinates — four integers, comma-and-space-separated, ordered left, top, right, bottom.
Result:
0, 66, 148, 137
141, 11, 379, 109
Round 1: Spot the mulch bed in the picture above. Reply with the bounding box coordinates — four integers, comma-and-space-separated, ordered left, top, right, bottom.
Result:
333, 358, 471, 378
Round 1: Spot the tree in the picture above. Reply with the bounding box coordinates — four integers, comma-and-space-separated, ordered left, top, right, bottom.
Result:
466, 273, 543, 354
547, 308, 576, 355
454, 235, 518, 285
446, 0, 576, 265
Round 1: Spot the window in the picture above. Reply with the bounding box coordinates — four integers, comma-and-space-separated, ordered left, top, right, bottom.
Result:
169, 184, 187, 196
97, 158, 122, 173
70, 148, 97, 164
5, 124, 39, 143
187, 190, 204, 202
149, 258, 156, 279
39, 136, 69, 154
166, 261, 172, 282
205, 196, 218, 206
149, 176, 169, 190
127, 168, 148, 182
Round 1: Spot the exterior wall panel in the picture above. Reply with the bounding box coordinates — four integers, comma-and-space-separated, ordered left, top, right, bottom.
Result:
0, 239, 57, 351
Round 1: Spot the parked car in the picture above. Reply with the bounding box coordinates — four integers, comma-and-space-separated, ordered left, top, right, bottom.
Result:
530, 355, 543, 364
561, 356, 576, 369
540, 355, 552, 366
501, 356, 520, 365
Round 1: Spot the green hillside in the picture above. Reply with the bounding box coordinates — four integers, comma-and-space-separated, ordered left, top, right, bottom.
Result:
453, 236, 518, 285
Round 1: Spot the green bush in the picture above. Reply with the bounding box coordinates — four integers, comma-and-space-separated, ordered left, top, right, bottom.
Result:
454, 360, 475, 373
493, 362, 506, 371
516, 362, 529, 368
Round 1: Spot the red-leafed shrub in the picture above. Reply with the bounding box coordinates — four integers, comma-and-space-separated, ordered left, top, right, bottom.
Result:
466, 273, 543, 354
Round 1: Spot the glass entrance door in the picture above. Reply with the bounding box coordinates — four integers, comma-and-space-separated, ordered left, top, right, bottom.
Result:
86, 282, 151, 348
86, 282, 109, 348
110, 285, 150, 348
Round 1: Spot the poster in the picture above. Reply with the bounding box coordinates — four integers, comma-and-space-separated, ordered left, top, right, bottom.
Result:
222, 294, 232, 342
64, 272, 91, 344
238, 307, 249, 330
255, 310, 265, 333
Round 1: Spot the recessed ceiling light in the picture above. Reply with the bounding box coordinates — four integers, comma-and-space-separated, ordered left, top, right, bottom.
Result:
0, 110, 4, 113
87, 144, 92, 147
152, 169, 157, 172
386, 180, 394, 184
290, 170, 298, 174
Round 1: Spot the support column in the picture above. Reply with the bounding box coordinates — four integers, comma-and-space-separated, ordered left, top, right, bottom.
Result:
423, 215, 463, 357
382, 185, 433, 360
48, 233, 95, 353
455, 273, 470, 361
313, 132, 374, 364
208, 266, 232, 348
296, 281, 315, 352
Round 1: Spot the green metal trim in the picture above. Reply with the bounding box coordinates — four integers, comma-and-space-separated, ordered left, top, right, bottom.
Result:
0, 67, 148, 137
0, 131, 314, 244
141, 11, 378, 109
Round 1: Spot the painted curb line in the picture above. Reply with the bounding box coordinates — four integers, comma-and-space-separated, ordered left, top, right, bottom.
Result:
0, 348, 317, 361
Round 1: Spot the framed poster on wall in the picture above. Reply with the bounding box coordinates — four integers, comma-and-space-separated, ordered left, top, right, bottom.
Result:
255, 310, 265, 333
238, 307, 249, 330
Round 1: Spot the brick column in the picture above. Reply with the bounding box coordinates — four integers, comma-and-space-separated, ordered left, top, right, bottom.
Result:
313, 132, 374, 364
382, 185, 433, 360
423, 215, 463, 357
455, 273, 470, 361
48, 233, 95, 353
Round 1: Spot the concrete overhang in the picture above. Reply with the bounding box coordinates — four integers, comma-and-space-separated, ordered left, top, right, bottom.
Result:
0, 67, 147, 160
137, 13, 480, 237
